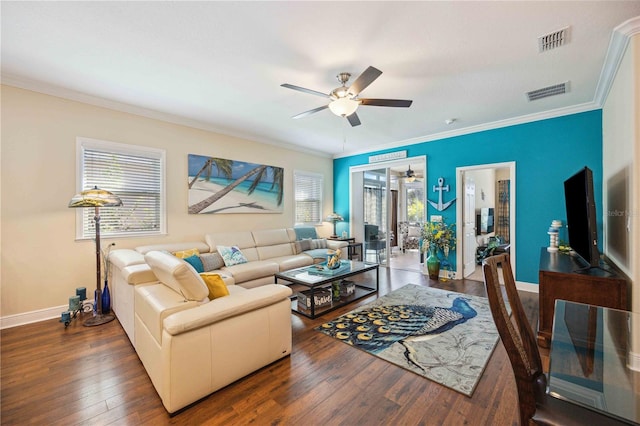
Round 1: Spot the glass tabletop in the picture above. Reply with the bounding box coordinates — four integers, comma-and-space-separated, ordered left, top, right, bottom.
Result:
275, 260, 378, 286
548, 300, 640, 424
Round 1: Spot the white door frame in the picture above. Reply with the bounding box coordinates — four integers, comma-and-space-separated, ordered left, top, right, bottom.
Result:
455, 161, 516, 280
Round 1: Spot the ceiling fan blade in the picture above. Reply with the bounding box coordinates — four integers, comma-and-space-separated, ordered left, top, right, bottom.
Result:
346, 112, 361, 127
281, 83, 330, 98
348, 66, 382, 96
360, 98, 413, 107
292, 105, 329, 119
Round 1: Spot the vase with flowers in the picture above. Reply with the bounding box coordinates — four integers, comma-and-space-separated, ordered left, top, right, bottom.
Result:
422, 220, 457, 280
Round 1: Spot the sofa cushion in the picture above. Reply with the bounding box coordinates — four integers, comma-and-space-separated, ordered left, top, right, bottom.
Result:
303, 248, 332, 260
200, 252, 225, 272
183, 255, 204, 273
135, 283, 199, 344
174, 248, 200, 259
256, 242, 295, 260
136, 242, 210, 255
199, 273, 230, 299
206, 231, 259, 261
222, 260, 279, 283
294, 239, 312, 254
144, 251, 209, 301
217, 245, 249, 267
310, 238, 328, 249
271, 254, 313, 271
252, 228, 291, 246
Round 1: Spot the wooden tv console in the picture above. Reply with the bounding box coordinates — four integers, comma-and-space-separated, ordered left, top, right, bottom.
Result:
537, 247, 629, 348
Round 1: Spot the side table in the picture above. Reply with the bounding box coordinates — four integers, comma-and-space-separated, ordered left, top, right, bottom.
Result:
327, 237, 362, 261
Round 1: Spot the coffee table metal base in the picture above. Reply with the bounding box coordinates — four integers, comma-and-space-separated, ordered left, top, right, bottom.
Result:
274, 261, 379, 319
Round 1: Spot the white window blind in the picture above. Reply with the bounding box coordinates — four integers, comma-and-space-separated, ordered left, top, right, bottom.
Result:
294, 170, 323, 225
76, 138, 166, 239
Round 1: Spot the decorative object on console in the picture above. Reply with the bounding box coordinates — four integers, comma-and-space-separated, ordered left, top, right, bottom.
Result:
187, 154, 284, 215
547, 220, 562, 252
68, 186, 122, 326
427, 177, 456, 211
325, 212, 344, 238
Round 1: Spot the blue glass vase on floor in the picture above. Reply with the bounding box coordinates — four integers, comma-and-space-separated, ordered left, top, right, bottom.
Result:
101, 280, 111, 314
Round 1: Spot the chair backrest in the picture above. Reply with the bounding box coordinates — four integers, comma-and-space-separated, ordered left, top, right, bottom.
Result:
483, 254, 544, 425
364, 224, 379, 241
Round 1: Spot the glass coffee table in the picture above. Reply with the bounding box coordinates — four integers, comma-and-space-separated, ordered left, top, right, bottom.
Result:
274, 260, 379, 319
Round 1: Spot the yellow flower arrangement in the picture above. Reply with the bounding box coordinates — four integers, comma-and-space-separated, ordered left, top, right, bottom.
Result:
422, 220, 457, 254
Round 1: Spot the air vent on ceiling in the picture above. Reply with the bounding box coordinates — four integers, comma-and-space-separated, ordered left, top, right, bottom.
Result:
538, 26, 570, 52
526, 81, 569, 101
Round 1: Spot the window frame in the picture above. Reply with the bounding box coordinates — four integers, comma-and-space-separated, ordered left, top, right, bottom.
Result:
75, 137, 167, 240
293, 169, 324, 226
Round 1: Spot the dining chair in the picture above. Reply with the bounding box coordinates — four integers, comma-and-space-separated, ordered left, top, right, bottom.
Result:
482, 253, 626, 425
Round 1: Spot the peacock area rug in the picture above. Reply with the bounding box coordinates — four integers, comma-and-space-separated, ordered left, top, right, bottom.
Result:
316, 284, 504, 396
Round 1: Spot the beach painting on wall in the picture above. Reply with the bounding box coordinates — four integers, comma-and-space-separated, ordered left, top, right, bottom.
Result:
188, 154, 284, 214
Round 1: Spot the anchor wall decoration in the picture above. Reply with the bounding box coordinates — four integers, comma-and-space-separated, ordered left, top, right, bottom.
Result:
428, 177, 456, 211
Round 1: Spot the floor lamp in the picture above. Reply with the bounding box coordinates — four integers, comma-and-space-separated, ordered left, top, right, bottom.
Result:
68, 186, 123, 326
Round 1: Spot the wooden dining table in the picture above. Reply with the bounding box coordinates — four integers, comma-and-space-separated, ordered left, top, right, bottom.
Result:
548, 299, 640, 425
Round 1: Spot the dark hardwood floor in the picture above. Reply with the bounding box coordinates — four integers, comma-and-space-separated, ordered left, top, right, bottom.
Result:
1, 267, 544, 425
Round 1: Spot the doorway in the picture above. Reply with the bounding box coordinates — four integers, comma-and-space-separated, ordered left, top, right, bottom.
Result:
455, 162, 516, 281
349, 156, 427, 268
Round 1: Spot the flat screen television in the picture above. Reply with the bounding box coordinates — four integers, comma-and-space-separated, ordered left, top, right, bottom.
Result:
563, 166, 600, 268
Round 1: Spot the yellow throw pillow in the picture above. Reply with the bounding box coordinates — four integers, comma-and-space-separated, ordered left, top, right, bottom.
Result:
174, 248, 200, 259
199, 273, 230, 300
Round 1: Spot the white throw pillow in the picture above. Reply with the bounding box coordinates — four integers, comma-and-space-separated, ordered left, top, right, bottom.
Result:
217, 245, 248, 267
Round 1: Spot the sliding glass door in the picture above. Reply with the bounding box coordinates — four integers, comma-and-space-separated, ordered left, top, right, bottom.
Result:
363, 169, 388, 265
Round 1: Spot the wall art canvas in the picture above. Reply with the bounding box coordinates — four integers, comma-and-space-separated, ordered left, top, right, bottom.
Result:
188, 154, 284, 214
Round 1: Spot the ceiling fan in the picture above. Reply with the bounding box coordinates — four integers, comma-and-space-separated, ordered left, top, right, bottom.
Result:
404, 166, 421, 183
281, 66, 413, 127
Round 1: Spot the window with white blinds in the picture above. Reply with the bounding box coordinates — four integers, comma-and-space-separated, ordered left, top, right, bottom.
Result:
76, 137, 166, 239
294, 170, 323, 225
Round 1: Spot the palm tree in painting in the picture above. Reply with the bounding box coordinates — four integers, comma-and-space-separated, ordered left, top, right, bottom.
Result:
188, 157, 233, 189
188, 164, 284, 214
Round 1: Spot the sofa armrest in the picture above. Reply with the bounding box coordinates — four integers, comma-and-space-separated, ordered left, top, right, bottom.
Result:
326, 240, 349, 258
163, 284, 292, 336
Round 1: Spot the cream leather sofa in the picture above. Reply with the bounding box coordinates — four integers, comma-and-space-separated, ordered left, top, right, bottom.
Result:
133, 250, 292, 413
110, 228, 347, 343
107, 227, 347, 412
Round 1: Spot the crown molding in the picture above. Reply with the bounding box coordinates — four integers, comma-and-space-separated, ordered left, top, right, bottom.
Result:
1, 75, 332, 159
333, 101, 600, 159
594, 16, 640, 107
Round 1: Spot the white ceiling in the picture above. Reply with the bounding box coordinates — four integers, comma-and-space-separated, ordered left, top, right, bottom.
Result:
2, 2, 640, 158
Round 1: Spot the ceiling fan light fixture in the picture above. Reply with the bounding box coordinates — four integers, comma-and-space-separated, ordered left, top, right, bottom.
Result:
328, 98, 359, 117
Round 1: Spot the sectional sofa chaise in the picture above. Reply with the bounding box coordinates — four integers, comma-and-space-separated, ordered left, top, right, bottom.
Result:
108, 227, 347, 413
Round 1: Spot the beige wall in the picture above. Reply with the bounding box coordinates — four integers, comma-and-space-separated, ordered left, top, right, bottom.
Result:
0, 85, 334, 320
603, 34, 639, 312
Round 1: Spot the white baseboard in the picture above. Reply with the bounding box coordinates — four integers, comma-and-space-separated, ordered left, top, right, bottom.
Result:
628, 351, 640, 371
516, 281, 539, 293
0, 304, 68, 329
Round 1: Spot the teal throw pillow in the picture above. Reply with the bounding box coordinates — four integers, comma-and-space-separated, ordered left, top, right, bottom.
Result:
183, 254, 204, 273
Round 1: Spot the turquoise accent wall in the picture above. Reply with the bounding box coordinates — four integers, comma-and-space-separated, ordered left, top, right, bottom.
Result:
333, 110, 604, 284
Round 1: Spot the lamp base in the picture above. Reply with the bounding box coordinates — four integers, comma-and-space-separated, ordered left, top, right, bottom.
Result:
83, 312, 116, 327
